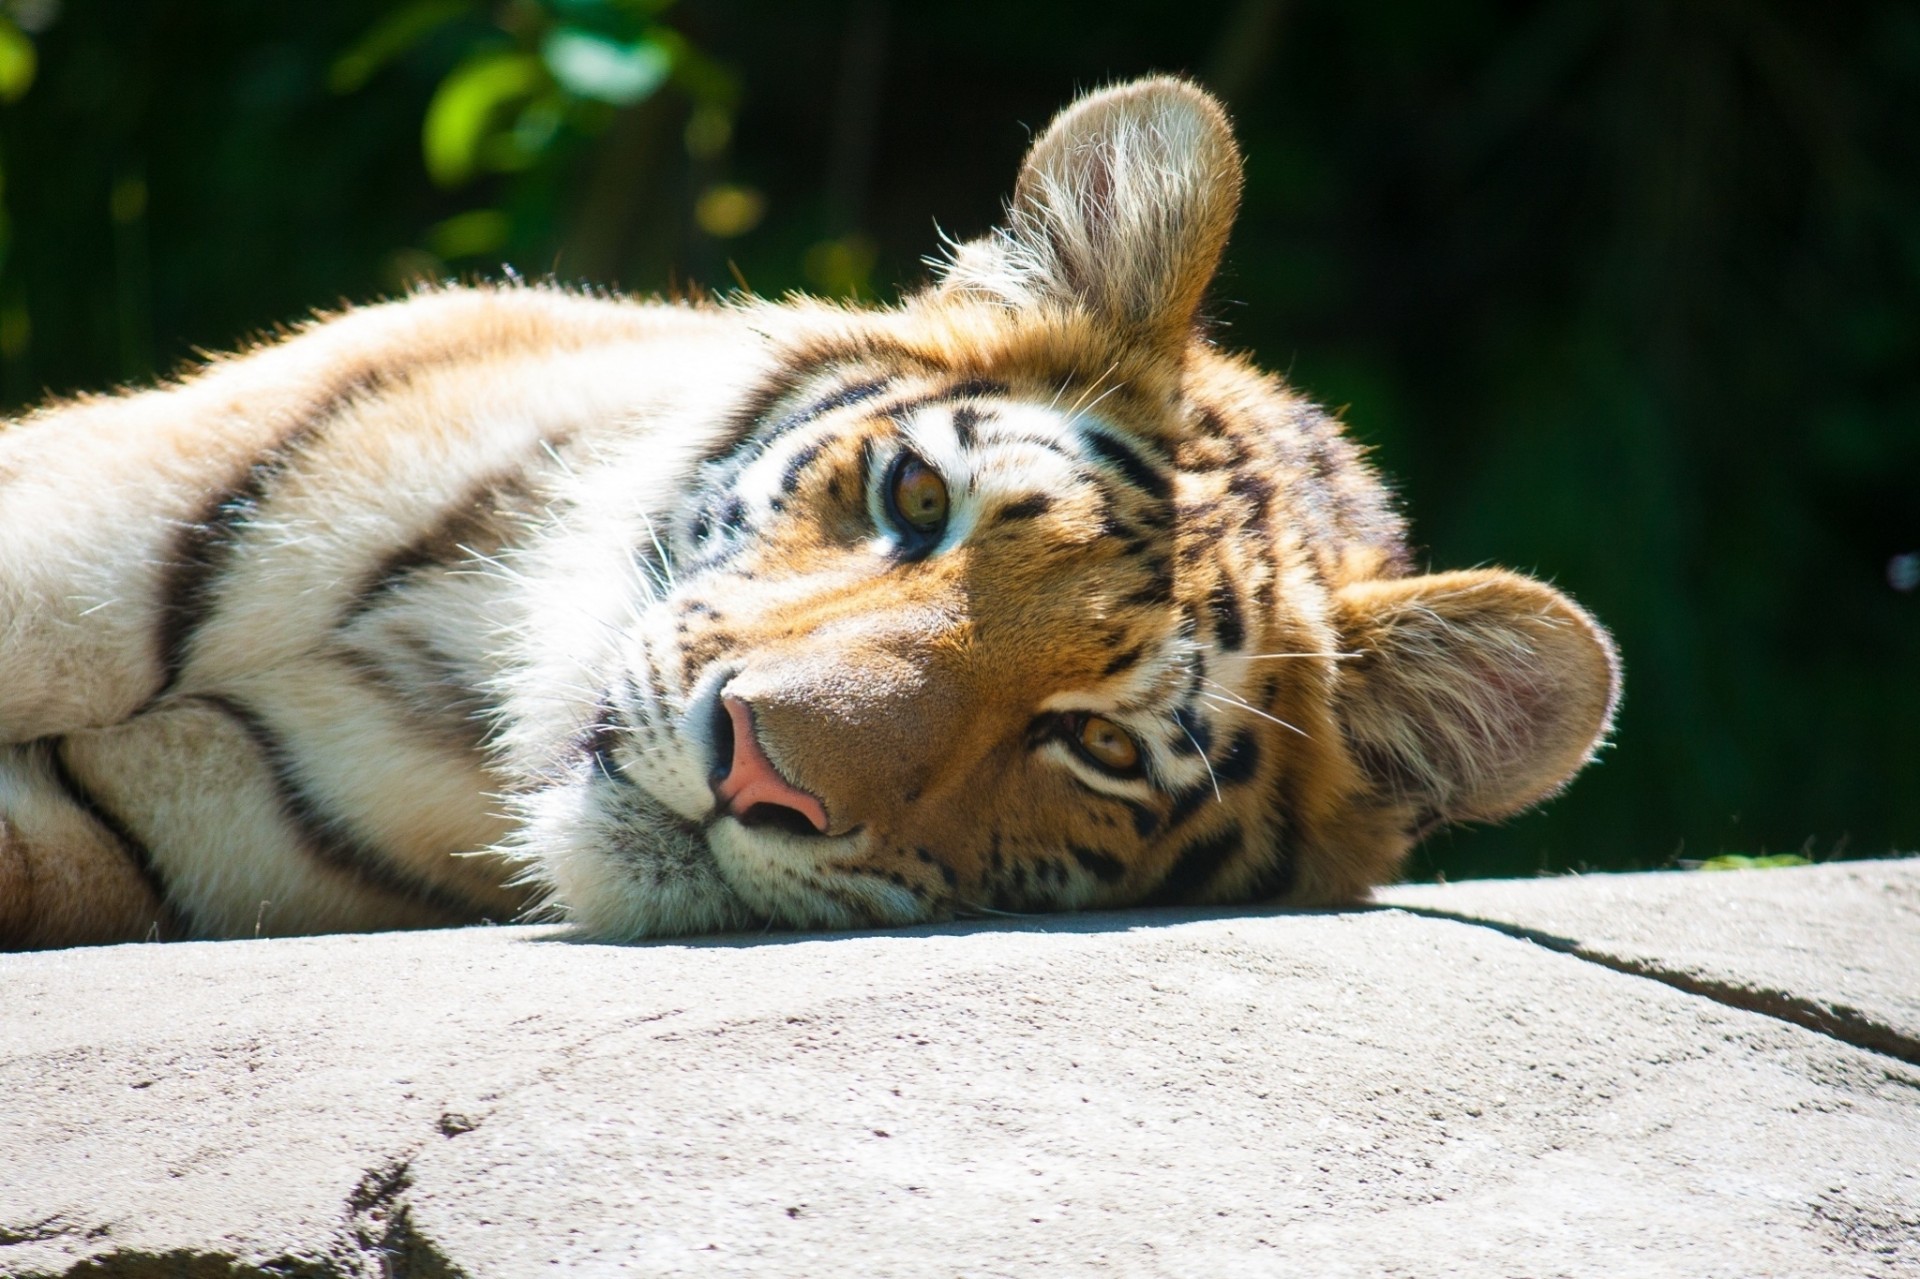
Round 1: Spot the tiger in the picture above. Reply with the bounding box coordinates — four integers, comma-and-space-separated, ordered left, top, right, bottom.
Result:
0, 77, 1619, 951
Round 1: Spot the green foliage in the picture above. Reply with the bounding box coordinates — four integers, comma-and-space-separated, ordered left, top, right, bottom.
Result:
0, 17, 33, 102
0, 0, 1913, 882
1692, 855, 1814, 872
326, 0, 739, 287
420, 50, 547, 185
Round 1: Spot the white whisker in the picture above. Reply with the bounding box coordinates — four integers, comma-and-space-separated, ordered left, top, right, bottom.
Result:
1063, 361, 1122, 419
635, 509, 676, 590
960, 900, 1041, 919
1066, 378, 1127, 430
1197, 688, 1309, 739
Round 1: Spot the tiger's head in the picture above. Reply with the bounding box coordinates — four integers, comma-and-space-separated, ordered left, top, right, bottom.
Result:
505, 77, 1619, 938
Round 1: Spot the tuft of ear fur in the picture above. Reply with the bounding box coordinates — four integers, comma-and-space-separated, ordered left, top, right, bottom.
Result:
1331, 569, 1621, 828
937, 76, 1243, 350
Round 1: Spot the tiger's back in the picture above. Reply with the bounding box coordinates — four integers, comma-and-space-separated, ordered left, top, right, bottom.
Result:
0, 79, 1618, 949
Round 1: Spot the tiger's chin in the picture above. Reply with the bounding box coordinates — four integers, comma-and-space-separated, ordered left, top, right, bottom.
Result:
505, 767, 932, 940
705, 820, 929, 934
505, 773, 759, 941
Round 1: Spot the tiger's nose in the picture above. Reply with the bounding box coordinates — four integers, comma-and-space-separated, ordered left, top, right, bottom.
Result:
712, 695, 831, 836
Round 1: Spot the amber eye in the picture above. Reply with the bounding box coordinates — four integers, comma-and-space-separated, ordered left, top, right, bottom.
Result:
887, 453, 949, 537
1075, 714, 1142, 775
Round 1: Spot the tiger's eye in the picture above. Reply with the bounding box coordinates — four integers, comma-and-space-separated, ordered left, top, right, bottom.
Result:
1077, 715, 1140, 773
889, 455, 949, 534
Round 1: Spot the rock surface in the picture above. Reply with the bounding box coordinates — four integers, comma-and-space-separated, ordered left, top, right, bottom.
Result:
1381, 857, 1920, 1059
4, 859, 1917, 1278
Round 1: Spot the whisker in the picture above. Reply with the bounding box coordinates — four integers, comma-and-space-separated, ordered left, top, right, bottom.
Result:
1197, 688, 1309, 739
1045, 376, 1071, 413
1065, 378, 1127, 431
959, 900, 1042, 919
1237, 651, 1363, 661
635, 509, 677, 590
1063, 361, 1122, 419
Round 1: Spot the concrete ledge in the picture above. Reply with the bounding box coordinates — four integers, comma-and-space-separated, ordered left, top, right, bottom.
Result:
4, 859, 1917, 1277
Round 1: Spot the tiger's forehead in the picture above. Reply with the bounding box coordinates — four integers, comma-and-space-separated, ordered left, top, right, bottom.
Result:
708, 372, 1203, 699
732, 373, 1172, 538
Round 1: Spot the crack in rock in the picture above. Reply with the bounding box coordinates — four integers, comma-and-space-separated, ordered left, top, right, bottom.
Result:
342, 1158, 465, 1279
1390, 904, 1920, 1067
0, 1217, 88, 1247
6, 1156, 465, 1279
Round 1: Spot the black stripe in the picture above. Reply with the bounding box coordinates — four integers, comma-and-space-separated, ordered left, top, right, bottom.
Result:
1211, 728, 1261, 787
714, 374, 893, 463
1171, 708, 1212, 757
1226, 468, 1274, 510
156, 435, 318, 693
198, 694, 482, 920
342, 461, 548, 629
153, 369, 398, 699
1163, 781, 1213, 834
1068, 844, 1125, 884
779, 439, 827, 495
1101, 644, 1143, 678
1144, 825, 1244, 907
1081, 427, 1173, 501
1121, 556, 1175, 607
705, 366, 808, 464
951, 405, 984, 450
332, 641, 493, 755
995, 493, 1054, 524
766, 378, 892, 445
881, 380, 1012, 428
1208, 579, 1245, 650
42, 739, 175, 931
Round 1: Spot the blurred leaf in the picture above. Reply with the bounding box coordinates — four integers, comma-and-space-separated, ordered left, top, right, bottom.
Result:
541, 26, 668, 106
330, 0, 471, 95
0, 18, 36, 102
1695, 854, 1814, 871
428, 208, 509, 259
694, 183, 764, 238
422, 50, 546, 186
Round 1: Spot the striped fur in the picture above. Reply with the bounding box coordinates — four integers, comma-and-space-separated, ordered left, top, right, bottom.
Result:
0, 78, 1619, 949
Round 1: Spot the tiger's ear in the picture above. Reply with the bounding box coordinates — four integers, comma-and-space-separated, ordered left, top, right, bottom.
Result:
1331, 570, 1621, 827
937, 76, 1243, 350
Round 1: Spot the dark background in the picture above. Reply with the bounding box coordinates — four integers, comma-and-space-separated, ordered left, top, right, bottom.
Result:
2, 0, 1913, 881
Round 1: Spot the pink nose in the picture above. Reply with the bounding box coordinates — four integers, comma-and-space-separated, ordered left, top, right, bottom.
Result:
714, 696, 830, 834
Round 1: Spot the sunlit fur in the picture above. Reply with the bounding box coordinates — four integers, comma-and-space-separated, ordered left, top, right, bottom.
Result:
0, 78, 1619, 949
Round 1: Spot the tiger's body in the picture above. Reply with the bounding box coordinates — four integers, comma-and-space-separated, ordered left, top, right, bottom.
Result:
0, 79, 1618, 949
